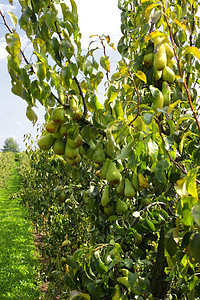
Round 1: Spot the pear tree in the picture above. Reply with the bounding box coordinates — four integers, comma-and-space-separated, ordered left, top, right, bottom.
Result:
1, 0, 200, 298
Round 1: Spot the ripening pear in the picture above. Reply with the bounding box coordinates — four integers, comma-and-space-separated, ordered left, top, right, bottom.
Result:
138, 174, 148, 189
151, 89, 164, 112
153, 68, 162, 81
167, 57, 174, 67
162, 66, 175, 83
104, 205, 115, 216
51, 106, 67, 124
164, 43, 174, 59
116, 178, 125, 196
46, 120, 60, 133
67, 135, 83, 148
37, 133, 55, 150
99, 158, 110, 180
66, 154, 81, 166
59, 122, 68, 136
52, 131, 62, 139
116, 199, 128, 214
112, 284, 121, 300
124, 178, 135, 199
101, 185, 110, 207
153, 37, 167, 71
72, 106, 82, 121
93, 142, 106, 164
65, 142, 79, 159
106, 161, 122, 185
143, 52, 154, 66
53, 139, 66, 155
162, 81, 171, 106
132, 172, 139, 191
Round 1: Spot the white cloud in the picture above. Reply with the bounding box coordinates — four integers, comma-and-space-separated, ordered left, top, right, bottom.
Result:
0, 3, 16, 13
16, 121, 22, 126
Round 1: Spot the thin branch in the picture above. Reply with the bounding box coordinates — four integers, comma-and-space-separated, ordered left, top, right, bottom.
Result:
156, 117, 200, 184
73, 76, 87, 119
162, 3, 200, 134
84, 244, 110, 260
128, 70, 141, 125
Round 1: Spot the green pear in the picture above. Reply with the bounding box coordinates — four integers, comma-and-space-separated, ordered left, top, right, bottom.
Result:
131, 172, 139, 191
106, 161, 122, 185
37, 133, 55, 150
162, 66, 175, 83
93, 142, 106, 164
65, 142, 79, 159
53, 139, 66, 155
52, 131, 62, 139
153, 37, 167, 71
104, 205, 115, 216
67, 135, 83, 148
65, 154, 81, 166
164, 43, 174, 59
46, 120, 60, 133
153, 68, 162, 81
59, 122, 69, 136
143, 52, 154, 66
116, 199, 128, 214
124, 178, 135, 199
72, 106, 82, 121
167, 57, 174, 67
151, 88, 164, 112
138, 174, 148, 189
101, 185, 110, 207
51, 106, 67, 124
116, 178, 125, 196
99, 158, 110, 180
112, 284, 121, 300
162, 81, 171, 106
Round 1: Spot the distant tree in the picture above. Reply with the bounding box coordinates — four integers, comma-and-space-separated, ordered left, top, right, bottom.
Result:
2, 138, 20, 153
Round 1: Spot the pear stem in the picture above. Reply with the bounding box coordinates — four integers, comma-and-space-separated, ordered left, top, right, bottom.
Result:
162, 3, 200, 134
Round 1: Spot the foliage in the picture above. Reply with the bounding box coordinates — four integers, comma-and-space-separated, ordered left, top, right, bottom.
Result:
2, 137, 20, 153
1, 0, 200, 299
0, 152, 15, 189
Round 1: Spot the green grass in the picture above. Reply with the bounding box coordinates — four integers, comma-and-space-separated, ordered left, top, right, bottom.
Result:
0, 166, 43, 299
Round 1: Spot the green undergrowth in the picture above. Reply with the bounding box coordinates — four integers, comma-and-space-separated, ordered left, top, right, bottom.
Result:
0, 164, 43, 299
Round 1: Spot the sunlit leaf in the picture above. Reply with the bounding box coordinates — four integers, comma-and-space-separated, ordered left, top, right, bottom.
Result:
186, 168, 198, 198
175, 178, 188, 198
7, 12, 17, 27
134, 70, 147, 83
6, 32, 21, 56
184, 46, 200, 60
192, 203, 200, 226
69, 290, 91, 300
100, 56, 110, 72
26, 105, 38, 125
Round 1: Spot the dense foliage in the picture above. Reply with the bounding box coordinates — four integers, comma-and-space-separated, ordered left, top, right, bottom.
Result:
2, 137, 20, 153
0, 152, 15, 188
2, 0, 200, 299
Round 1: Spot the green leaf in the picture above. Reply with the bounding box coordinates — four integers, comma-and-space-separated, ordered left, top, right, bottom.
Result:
143, 113, 154, 125
189, 233, 200, 262
165, 229, 178, 257
115, 141, 134, 160
182, 209, 194, 226
145, 3, 161, 20
186, 168, 198, 198
7, 12, 17, 27
100, 56, 110, 72
26, 105, 37, 125
128, 272, 137, 287
147, 139, 158, 161
155, 160, 169, 183
192, 203, 200, 226
134, 70, 147, 83
33, 62, 46, 82
6, 32, 21, 56
175, 178, 188, 198
107, 85, 119, 103
184, 46, 200, 60
69, 290, 91, 300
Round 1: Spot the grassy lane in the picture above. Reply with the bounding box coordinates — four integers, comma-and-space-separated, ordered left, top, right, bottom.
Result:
0, 166, 43, 299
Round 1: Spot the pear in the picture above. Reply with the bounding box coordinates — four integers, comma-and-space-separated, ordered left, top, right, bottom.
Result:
106, 161, 122, 185
151, 89, 164, 112
72, 106, 82, 121
52, 131, 62, 139
65, 143, 79, 159
104, 205, 115, 216
167, 57, 174, 67
138, 174, 148, 189
46, 120, 60, 133
162, 81, 171, 106
53, 139, 66, 155
51, 106, 68, 124
162, 66, 175, 83
59, 122, 69, 137
124, 178, 135, 199
153, 37, 167, 71
99, 158, 110, 180
153, 68, 162, 81
93, 142, 106, 164
164, 43, 174, 59
67, 135, 83, 148
66, 154, 81, 166
112, 284, 121, 300
101, 185, 110, 207
132, 172, 139, 191
116, 178, 125, 196
116, 199, 128, 214
143, 52, 154, 66
38, 133, 55, 150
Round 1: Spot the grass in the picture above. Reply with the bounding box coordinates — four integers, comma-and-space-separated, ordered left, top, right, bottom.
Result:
0, 166, 43, 299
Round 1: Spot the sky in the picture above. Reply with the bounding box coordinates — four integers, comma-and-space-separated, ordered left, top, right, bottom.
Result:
0, 0, 121, 151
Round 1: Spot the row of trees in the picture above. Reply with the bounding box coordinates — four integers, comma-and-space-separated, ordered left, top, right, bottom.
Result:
1, 0, 200, 299
1, 137, 20, 153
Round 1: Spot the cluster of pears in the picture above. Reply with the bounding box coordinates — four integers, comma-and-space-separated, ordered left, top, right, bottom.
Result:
143, 36, 176, 111
37, 105, 83, 166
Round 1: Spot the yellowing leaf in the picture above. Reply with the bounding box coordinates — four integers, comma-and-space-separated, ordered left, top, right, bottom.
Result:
175, 178, 188, 198
174, 20, 186, 32
145, 30, 164, 43
134, 70, 147, 83
69, 290, 91, 300
186, 168, 198, 198
7, 12, 17, 27
184, 46, 200, 60
145, 3, 161, 20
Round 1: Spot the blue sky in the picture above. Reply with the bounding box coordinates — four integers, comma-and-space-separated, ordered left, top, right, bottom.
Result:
0, 0, 121, 151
